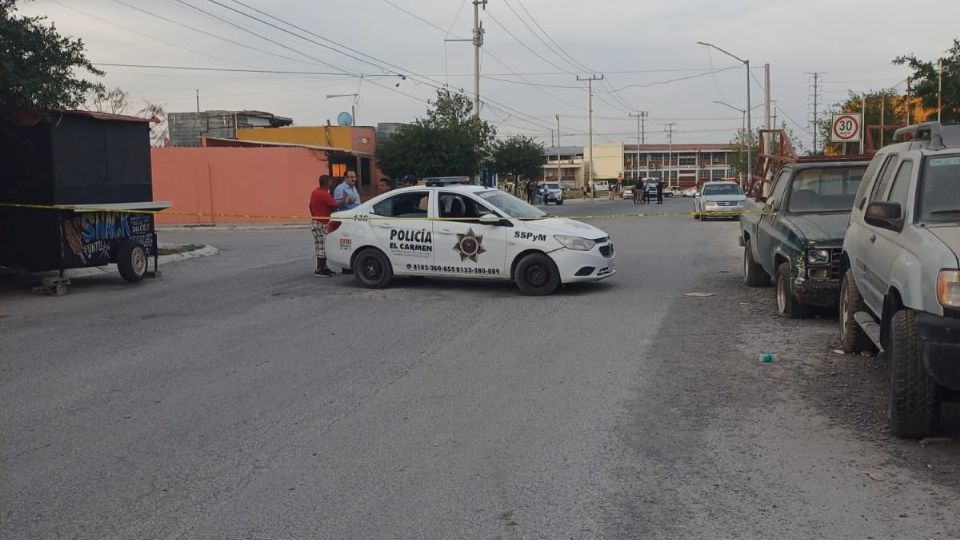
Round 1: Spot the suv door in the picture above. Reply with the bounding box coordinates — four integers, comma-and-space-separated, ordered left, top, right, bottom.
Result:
850, 154, 900, 311
369, 190, 435, 273
432, 192, 509, 278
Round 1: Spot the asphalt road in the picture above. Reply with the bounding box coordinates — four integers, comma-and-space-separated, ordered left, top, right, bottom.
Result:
2, 195, 959, 539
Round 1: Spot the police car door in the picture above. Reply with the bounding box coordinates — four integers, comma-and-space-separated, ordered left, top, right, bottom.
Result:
433, 192, 509, 278
369, 190, 435, 274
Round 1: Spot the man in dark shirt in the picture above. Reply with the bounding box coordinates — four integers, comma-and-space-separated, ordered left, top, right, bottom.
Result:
634, 178, 643, 204
656, 179, 664, 204
309, 175, 341, 277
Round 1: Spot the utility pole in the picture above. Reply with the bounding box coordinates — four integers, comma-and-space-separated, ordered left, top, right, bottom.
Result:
764, 63, 772, 129
938, 58, 943, 122
196, 89, 200, 113
664, 122, 676, 188
906, 78, 912, 126
628, 111, 648, 180
860, 95, 866, 154
578, 74, 603, 193
697, 43, 751, 191
556, 114, 561, 185
880, 91, 886, 147
472, 0, 487, 120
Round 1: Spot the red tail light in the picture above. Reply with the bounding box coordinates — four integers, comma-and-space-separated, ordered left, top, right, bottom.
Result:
327, 220, 342, 233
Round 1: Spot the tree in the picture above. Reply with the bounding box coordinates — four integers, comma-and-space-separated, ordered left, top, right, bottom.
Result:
894, 38, 960, 123
87, 86, 129, 115
138, 101, 168, 147
817, 89, 906, 155
491, 135, 544, 182
376, 122, 480, 179
728, 128, 759, 180
422, 89, 496, 154
0, 0, 104, 112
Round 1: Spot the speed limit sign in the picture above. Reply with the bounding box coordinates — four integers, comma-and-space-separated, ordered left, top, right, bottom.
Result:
832, 113, 862, 142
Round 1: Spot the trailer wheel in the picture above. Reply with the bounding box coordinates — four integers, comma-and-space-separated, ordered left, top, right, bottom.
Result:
118, 240, 148, 283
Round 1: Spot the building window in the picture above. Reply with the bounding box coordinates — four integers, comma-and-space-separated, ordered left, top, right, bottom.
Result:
679, 156, 696, 167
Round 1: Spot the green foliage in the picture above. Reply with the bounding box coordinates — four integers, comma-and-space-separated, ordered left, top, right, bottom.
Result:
728, 129, 759, 178
0, 0, 104, 112
894, 38, 960, 123
376, 122, 480, 179
491, 135, 544, 181
376, 89, 498, 178
423, 89, 496, 154
818, 89, 902, 155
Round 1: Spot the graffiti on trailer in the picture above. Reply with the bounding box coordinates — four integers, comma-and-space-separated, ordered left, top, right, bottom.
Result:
63, 212, 154, 265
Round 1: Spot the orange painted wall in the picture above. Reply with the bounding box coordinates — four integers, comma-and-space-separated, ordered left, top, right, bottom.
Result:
151, 147, 328, 224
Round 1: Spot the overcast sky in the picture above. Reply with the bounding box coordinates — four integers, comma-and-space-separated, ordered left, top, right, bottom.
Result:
22, 0, 960, 149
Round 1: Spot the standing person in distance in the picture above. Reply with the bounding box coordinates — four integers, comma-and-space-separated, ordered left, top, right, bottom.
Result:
309, 174, 341, 277
634, 176, 643, 204
656, 178, 664, 204
334, 170, 361, 210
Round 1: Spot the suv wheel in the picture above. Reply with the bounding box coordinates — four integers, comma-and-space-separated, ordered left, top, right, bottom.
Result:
888, 309, 941, 438
743, 240, 769, 287
839, 271, 870, 353
776, 262, 808, 318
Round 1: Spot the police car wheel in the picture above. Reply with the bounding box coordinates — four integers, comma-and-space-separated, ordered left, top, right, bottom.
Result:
515, 253, 560, 296
353, 248, 392, 289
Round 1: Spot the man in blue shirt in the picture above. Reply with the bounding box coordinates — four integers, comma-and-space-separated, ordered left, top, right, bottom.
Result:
333, 170, 361, 210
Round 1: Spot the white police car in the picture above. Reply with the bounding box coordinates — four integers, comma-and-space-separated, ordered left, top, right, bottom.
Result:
326, 183, 615, 295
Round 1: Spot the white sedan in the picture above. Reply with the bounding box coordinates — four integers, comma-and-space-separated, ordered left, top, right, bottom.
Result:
326, 184, 616, 295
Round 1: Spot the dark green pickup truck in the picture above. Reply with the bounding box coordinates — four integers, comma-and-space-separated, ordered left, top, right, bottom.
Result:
739, 160, 870, 317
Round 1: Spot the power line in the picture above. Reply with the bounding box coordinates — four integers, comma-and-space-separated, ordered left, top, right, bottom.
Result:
94, 63, 357, 76
218, 0, 573, 132
108, 0, 313, 68
48, 0, 250, 69
484, 10, 574, 75
605, 66, 741, 92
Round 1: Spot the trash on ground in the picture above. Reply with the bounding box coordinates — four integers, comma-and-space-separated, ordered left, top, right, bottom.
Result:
832, 349, 845, 355
919, 437, 954, 447
684, 292, 715, 298
863, 471, 885, 481
759, 353, 776, 363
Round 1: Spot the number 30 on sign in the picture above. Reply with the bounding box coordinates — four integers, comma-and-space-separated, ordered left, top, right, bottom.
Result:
831, 113, 862, 143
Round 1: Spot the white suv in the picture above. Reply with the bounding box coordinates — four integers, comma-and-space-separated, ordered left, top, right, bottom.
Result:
839, 122, 960, 438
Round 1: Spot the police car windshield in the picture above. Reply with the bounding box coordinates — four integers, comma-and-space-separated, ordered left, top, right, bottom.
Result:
478, 191, 546, 219
918, 155, 960, 223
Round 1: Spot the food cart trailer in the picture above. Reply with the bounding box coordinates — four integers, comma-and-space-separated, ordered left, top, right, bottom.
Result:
0, 109, 170, 294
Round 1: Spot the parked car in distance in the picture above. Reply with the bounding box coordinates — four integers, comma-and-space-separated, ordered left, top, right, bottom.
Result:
682, 187, 697, 197
621, 187, 634, 199
739, 160, 869, 317
694, 181, 747, 220
839, 122, 960, 438
667, 186, 683, 197
541, 182, 564, 205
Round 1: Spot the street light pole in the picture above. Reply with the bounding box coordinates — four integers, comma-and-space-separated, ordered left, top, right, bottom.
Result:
698, 42, 752, 188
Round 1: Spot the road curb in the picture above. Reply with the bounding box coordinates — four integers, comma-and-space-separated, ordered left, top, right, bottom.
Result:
43, 244, 220, 279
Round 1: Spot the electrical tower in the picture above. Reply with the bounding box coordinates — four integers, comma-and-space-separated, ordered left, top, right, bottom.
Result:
807, 72, 824, 153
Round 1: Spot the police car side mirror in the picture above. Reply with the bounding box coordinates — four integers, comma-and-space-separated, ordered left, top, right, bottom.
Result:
479, 213, 501, 225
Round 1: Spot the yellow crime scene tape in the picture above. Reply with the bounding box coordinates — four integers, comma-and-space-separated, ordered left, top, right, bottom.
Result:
0, 202, 766, 222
